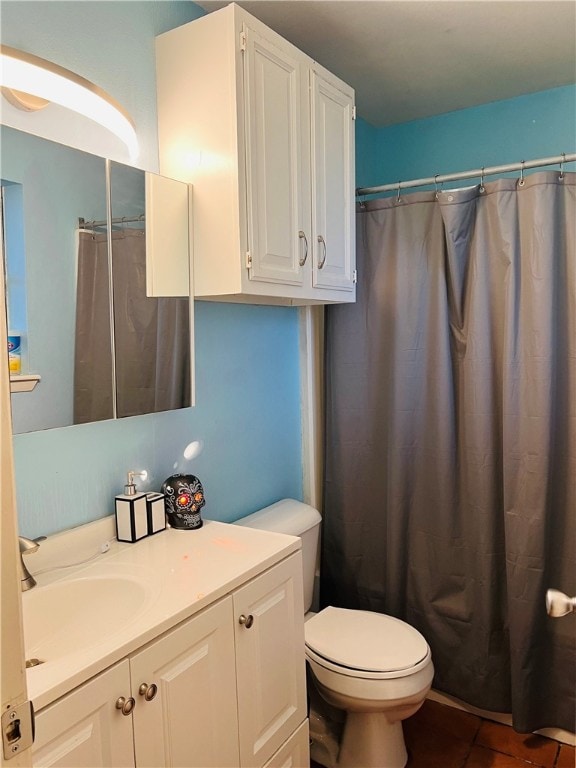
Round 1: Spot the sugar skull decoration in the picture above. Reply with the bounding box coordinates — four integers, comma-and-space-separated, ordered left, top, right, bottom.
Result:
162, 474, 205, 530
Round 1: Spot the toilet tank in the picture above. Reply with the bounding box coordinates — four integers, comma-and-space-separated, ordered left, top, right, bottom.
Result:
234, 499, 321, 613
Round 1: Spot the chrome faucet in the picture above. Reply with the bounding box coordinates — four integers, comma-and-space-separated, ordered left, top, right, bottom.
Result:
18, 536, 44, 591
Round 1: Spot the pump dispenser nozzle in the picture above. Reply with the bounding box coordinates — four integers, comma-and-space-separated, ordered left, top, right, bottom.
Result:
124, 470, 148, 496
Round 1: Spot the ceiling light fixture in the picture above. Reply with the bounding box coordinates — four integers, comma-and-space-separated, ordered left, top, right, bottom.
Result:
0, 45, 139, 160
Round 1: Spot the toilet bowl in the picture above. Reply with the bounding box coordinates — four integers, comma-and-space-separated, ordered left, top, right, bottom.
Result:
305, 606, 434, 768
235, 500, 434, 768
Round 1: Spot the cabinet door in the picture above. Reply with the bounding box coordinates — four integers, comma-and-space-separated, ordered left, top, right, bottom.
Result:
234, 554, 306, 767
263, 720, 310, 768
32, 661, 134, 768
311, 70, 355, 292
130, 597, 240, 768
243, 25, 309, 287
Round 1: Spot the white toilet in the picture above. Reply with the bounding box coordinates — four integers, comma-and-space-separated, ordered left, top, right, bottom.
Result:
236, 499, 434, 768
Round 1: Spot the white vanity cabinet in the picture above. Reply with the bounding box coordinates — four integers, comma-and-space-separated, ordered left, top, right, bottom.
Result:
32, 551, 307, 768
155, 2, 355, 306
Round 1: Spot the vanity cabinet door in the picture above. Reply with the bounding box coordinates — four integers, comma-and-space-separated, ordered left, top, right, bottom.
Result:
129, 596, 240, 768
263, 720, 310, 768
32, 661, 134, 768
233, 553, 307, 767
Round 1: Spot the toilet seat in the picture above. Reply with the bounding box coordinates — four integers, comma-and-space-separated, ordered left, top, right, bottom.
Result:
305, 606, 431, 679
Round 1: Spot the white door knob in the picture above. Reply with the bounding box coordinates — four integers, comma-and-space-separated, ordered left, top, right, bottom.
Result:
546, 589, 576, 617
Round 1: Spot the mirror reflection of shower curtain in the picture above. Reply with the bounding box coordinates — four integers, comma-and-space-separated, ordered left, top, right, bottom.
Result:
74, 228, 190, 423
74, 231, 114, 423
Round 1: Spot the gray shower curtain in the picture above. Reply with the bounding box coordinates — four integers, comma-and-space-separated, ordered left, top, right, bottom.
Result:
322, 171, 575, 732
74, 228, 190, 423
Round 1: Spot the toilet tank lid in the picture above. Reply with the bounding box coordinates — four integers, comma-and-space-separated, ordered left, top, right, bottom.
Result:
234, 498, 321, 536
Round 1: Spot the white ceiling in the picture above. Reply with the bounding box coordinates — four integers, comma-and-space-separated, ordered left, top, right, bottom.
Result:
196, 0, 576, 126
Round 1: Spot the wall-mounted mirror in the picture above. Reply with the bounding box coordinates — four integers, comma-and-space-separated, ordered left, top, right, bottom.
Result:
1, 126, 194, 434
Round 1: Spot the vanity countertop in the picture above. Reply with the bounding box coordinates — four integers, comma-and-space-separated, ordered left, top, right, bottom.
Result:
23, 517, 301, 711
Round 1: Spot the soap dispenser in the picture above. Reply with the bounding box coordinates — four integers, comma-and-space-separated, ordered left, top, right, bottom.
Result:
115, 470, 148, 543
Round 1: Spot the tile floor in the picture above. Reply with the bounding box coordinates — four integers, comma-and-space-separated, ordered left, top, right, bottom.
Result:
403, 700, 575, 768
312, 699, 575, 768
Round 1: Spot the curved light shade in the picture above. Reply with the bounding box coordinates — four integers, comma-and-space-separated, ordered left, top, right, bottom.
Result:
0, 45, 139, 160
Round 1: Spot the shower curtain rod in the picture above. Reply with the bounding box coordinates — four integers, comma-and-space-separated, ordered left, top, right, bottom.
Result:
356, 152, 576, 197
78, 214, 145, 229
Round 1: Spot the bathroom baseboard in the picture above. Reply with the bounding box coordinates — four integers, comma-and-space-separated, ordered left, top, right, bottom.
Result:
428, 689, 575, 747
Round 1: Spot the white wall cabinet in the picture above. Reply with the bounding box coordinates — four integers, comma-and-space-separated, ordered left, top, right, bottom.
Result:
156, 2, 355, 306
32, 554, 307, 768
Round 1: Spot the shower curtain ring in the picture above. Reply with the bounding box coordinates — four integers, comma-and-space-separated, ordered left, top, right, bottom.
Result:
518, 160, 525, 187
559, 152, 566, 181
479, 167, 485, 194
434, 174, 441, 200
396, 181, 402, 204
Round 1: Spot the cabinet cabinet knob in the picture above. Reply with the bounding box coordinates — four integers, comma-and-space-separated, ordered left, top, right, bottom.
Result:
298, 230, 309, 267
138, 683, 158, 701
115, 696, 136, 715
317, 235, 327, 269
238, 613, 254, 629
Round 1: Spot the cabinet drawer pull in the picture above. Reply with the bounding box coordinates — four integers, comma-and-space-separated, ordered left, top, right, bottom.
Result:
115, 696, 135, 716
138, 683, 158, 701
317, 235, 327, 269
298, 230, 309, 267
239, 613, 254, 629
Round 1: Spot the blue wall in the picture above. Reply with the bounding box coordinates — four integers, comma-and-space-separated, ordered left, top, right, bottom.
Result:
13, 302, 302, 535
356, 85, 576, 191
3, 1, 303, 536
4, 0, 574, 539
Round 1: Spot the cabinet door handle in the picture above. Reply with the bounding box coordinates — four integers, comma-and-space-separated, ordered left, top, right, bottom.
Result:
317, 235, 327, 269
298, 230, 309, 267
138, 683, 158, 702
115, 696, 135, 716
238, 613, 254, 629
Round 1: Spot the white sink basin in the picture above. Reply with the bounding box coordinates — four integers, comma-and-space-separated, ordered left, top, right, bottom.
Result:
23, 574, 152, 661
